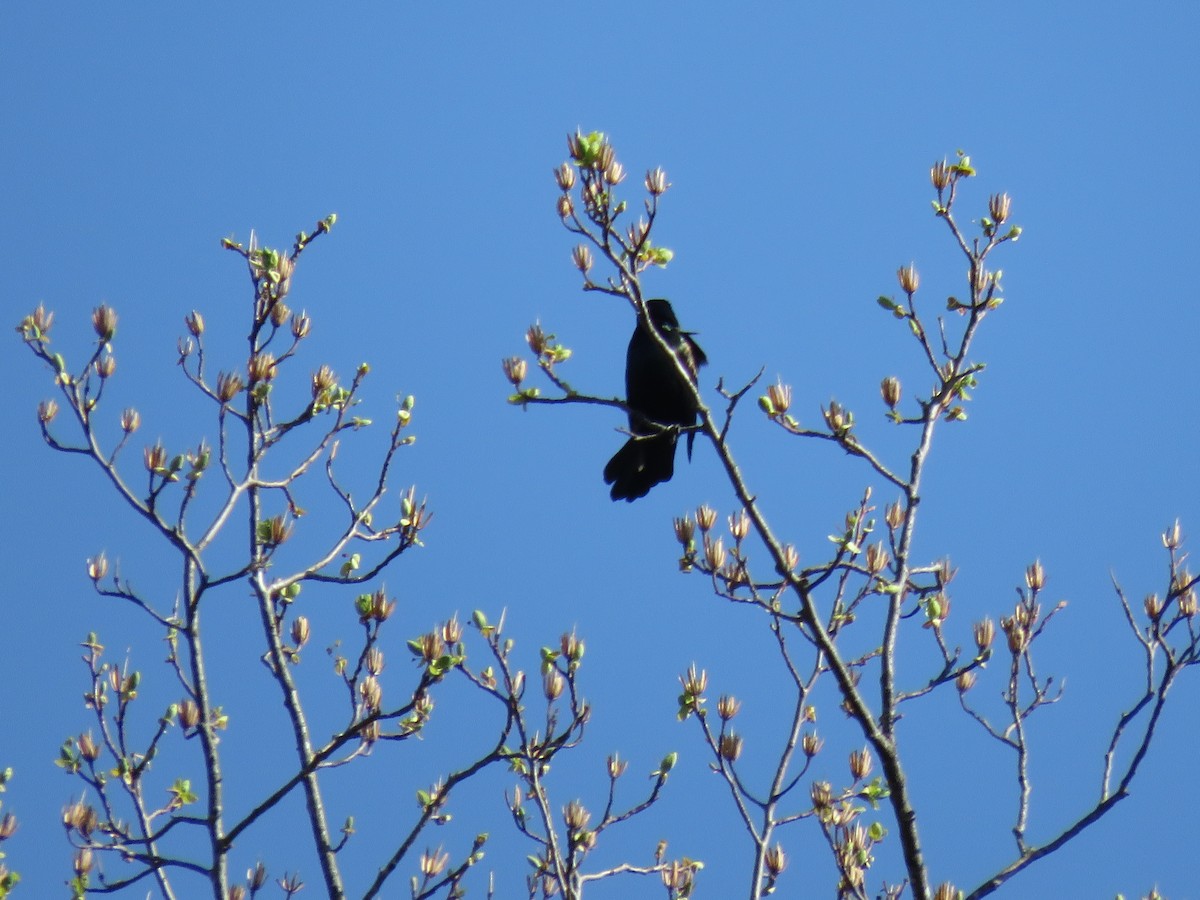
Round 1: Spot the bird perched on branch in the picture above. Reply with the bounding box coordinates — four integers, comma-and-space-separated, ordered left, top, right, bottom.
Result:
604, 298, 707, 501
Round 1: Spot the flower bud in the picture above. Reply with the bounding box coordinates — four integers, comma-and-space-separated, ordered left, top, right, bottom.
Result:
290, 616, 310, 648
728, 510, 750, 543
502, 356, 527, 386
810, 780, 832, 810
897, 264, 919, 294
885, 500, 904, 530
1144, 593, 1162, 621
679, 664, 707, 697
766, 380, 792, 417
37, 399, 59, 424
360, 675, 383, 712
0, 813, 16, 841
179, 699, 201, 729
695, 504, 717, 532
442, 614, 463, 646
880, 376, 901, 409
291, 310, 311, 340
607, 753, 629, 779
78, 730, 100, 762
366, 647, 385, 675
92, 304, 118, 341
185, 310, 205, 337
96, 353, 116, 379
973, 618, 995, 654
572, 244, 594, 273
956, 671, 976, 692
719, 731, 743, 762
604, 160, 626, 185
526, 323, 548, 355
802, 732, 823, 757
780, 544, 800, 573
645, 167, 669, 196
1163, 519, 1183, 550
543, 670, 565, 701
865, 542, 890, 575
144, 441, 167, 473
930, 159, 952, 191
120, 407, 141, 433
556, 194, 574, 218
765, 844, 787, 877
87, 552, 108, 582
849, 746, 873, 780
934, 883, 961, 900
248, 352, 277, 383
217, 371, 244, 404
270, 301, 291, 328
673, 516, 695, 547
554, 162, 576, 191
717, 694, 741, 720
988, 193, 1011, 225
705, 536, 727, 571
1025, 560, 1045, 592
419, 847, 449, 878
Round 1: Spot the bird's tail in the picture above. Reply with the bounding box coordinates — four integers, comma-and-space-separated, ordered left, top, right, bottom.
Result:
603, 433, 678, 502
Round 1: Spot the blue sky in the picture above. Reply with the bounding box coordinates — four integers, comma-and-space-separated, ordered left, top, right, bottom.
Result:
4, 4, 1199, 897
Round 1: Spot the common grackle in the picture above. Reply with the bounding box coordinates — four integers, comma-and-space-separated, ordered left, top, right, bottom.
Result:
604, 298, 707, 501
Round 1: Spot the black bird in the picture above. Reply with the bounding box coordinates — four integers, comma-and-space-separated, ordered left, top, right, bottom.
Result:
604, 298, 707, 501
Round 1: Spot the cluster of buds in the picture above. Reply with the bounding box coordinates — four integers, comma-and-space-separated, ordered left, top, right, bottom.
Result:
834, 823, 875, 892
1000, 600, 1039, 654
62, 799, 100, 839
563, 799, 595, 850
356, 587, 397, 624
18, 303, 54, 341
